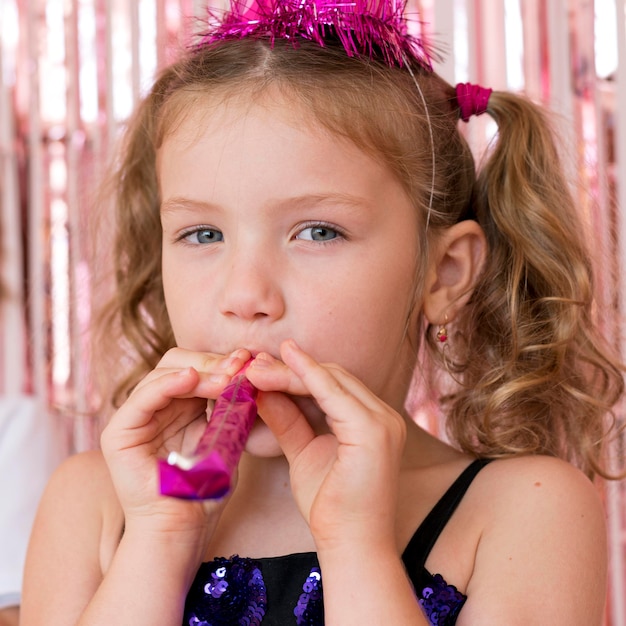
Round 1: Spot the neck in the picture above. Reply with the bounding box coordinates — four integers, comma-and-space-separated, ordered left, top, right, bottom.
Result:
208, 451, 313, 558
401, 415, 467, 469
236, 451, 293, 503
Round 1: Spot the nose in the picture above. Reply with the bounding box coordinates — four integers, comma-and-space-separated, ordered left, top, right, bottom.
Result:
217, 247, 286, 322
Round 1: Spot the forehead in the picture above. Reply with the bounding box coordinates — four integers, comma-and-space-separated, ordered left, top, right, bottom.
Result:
157, 85, 312, 147
156, 85, 393, 189
163, 99, 350, 175
155, 77, 421, 206
156, 90, 329, 192
156, 88, 418, 234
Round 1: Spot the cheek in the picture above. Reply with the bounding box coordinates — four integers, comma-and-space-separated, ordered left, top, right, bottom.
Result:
318, 270, 418, 379
162, 271, 180, 326
296, 296, 412, 369
162, 274, 206, 345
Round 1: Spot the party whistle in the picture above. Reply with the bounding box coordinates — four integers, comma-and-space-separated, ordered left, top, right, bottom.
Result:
158, 362, 257, 500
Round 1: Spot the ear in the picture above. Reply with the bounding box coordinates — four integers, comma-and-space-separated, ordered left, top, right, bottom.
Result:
423, 220, 487, 324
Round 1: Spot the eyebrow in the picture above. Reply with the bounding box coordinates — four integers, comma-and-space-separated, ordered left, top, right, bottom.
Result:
160, 197, 220, 215
160, 193, 369, 215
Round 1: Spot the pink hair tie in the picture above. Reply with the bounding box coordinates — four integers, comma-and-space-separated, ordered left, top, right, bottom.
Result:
456, 82, 492, 122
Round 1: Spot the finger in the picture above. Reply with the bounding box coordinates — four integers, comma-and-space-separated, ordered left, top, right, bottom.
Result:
133, 345, 251, 395
278, 340, 374, 420
256, 391, 317, 466
279, 341, 406, 446
246, 352, 310, 395
248, 348, 385, 414
156, 347, 252, 377
247, 351, 367, 403
133, 364, 232, 399
110, 393, 209, 461
111, 368, 206, 431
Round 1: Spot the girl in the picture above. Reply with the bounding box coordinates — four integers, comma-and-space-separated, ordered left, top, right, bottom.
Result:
22, 0, 624, 624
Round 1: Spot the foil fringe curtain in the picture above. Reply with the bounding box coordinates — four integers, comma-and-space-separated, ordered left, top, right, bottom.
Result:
0, 0, 625, 622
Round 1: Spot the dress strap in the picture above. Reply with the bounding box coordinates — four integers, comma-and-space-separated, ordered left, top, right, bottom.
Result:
402, 458, 492, 570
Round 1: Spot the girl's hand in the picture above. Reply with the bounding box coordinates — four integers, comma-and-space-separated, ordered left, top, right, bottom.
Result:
246, 340, 406, 553
100, 348, 251, 536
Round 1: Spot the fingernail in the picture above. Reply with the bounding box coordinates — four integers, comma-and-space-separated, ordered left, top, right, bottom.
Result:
218, 349, 248, 371
249, 353, 273, 369
285, 339, 300, 352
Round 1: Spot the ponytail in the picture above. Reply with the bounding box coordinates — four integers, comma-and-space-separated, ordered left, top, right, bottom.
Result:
442, 91, 624, 478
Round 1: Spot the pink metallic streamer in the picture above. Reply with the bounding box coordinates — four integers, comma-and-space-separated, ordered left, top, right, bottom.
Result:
197, 0, 433, 70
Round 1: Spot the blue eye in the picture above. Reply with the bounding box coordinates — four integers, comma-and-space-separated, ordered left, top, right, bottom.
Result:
297, 225, 340, 242
184, 228, 223, 244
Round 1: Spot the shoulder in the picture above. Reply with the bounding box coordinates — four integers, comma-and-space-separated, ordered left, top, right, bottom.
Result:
472, 455, 606, 566
42, 449, 114, 508
459, 455, 607, 625
21, 451, 120, 624
474, 454, 604, 530
476, 452, 601, 498
43, 449, 122, 535
49, 448, 112, 484
22, 450, 123, 621
27, 450, 122, 572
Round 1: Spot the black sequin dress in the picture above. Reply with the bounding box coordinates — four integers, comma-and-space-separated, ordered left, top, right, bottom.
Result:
183, 459, 490, 626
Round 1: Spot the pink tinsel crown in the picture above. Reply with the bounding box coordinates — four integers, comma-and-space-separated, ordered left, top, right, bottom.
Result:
196, 0, 434, 70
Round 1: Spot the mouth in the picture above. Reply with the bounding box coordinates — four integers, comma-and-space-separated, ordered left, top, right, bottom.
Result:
220, 343, 268, 354
241, 347, 282, 361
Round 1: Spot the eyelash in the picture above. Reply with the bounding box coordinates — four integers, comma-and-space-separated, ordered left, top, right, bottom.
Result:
175, 221, 347, 245
177, 226, 223, 245
294, 221, 347, 243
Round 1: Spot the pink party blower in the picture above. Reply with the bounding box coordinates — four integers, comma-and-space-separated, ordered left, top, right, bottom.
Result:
158, 363, 258, 500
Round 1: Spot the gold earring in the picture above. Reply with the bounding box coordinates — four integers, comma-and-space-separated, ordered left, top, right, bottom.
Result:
436, 316, 448, 343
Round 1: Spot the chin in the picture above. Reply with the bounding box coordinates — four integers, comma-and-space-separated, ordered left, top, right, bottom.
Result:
244, 418, 285, 458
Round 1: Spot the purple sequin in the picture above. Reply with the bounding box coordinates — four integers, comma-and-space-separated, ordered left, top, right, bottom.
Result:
204, 566, 229, 599
418, 573, 465, 626
184, 556, 267, 626
185, 555, 464, 625
294, 567, 324, 625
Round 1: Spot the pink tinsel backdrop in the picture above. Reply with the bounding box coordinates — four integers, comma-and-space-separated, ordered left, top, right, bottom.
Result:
1, 0, 625, 622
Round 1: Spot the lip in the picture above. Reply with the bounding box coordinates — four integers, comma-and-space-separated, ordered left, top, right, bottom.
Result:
239, 348, 281, 360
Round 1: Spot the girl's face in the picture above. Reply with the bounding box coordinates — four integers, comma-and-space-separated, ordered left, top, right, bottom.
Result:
159, 92, 422, 446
